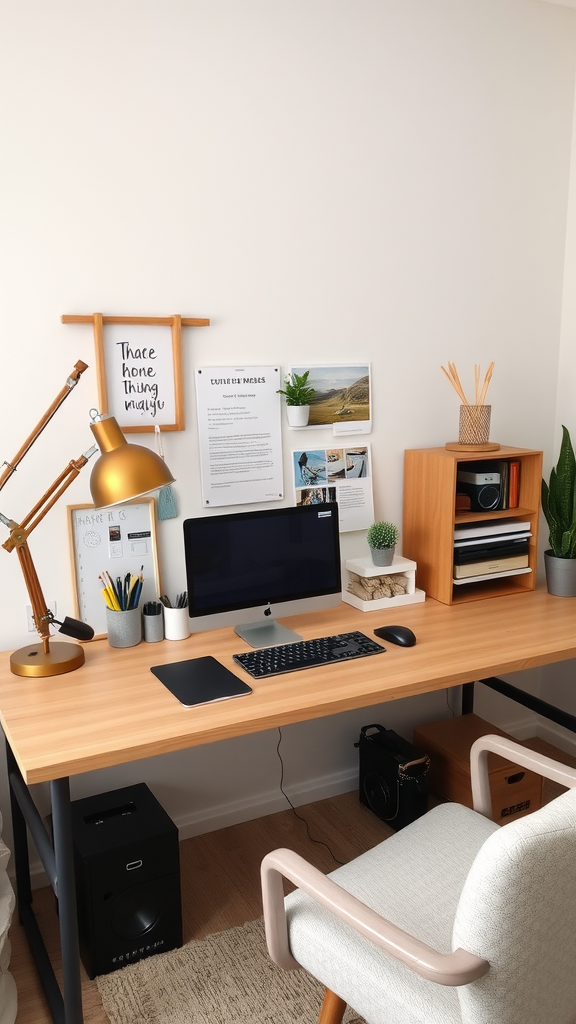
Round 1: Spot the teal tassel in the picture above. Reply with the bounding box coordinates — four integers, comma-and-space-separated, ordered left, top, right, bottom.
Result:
158, 482, 178, 520
155, 425, 178, 520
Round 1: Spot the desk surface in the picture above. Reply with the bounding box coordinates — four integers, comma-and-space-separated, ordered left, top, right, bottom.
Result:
1, 587, 575, 785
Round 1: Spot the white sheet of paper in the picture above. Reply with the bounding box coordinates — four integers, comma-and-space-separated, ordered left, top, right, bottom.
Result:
291, 444, 374, 531
195, 366, 284, 507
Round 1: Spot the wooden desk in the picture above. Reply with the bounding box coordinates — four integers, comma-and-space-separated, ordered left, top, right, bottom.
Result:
2, 586, 576, 1023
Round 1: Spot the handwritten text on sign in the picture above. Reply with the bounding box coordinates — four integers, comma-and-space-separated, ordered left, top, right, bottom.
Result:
103, 324, 176, 428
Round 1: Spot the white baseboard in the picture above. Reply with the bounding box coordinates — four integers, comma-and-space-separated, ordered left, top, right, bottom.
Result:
172, 766, 359, 840
26, 766, 359, 889
534, 719, 576, 758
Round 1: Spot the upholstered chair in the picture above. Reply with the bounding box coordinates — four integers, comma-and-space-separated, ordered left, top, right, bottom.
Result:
261, 735, 576, 1024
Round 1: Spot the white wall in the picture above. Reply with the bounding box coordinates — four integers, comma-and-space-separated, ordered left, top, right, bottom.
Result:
538, 16, 576, 755
1, 0, 576, 867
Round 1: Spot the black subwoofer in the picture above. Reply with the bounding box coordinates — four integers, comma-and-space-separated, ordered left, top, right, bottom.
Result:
356, 724, 430, 831
70, 783, 182, 978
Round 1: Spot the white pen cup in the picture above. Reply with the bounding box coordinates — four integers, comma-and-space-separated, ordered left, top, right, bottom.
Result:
163, 606, 190, 641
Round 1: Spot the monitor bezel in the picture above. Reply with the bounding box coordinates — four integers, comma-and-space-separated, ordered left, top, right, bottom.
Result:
183, 502, 341, 619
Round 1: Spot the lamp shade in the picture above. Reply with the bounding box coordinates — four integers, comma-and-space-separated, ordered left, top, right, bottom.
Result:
89, 413, 175, 508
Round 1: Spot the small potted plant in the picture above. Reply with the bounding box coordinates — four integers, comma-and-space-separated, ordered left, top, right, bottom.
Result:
541, 424, 576, 597
366, 520, 399, 566
276, 370, 316, 427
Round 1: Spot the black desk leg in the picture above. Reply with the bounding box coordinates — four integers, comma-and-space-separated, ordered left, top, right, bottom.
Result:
51, 777, 84, 1024
461, 681, 475, 715
6, 740, 83, 1024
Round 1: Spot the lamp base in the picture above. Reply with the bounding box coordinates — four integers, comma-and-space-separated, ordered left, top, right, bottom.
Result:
10, 641, 85, 678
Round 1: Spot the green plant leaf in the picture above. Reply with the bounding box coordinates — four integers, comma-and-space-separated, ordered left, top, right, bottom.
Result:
276, 370, 316, 406
542, 426, 576, 557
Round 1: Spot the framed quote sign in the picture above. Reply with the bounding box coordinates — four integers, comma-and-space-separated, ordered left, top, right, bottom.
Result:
61, 312, 210, 432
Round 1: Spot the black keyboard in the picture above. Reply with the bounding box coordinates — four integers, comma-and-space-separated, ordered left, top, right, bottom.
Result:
232, 631, 385, 679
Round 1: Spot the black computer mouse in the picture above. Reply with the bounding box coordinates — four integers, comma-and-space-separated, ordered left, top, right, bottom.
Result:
373, 624, 417, 647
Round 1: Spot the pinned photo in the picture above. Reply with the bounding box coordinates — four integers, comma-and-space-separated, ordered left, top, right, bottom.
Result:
290, 364, 371, 434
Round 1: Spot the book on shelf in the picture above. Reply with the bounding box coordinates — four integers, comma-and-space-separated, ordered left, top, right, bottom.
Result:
453, 538, 529, 564
508, 460, 520, 508
494, 459, 520, 511
454, 531, 531, 550
453, 566, 532, 586
498, 460, 509, 511
454, 520, 531, 541
453, 553, 529, 580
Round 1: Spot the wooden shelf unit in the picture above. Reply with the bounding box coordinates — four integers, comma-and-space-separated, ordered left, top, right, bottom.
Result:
402, 445, 543, 605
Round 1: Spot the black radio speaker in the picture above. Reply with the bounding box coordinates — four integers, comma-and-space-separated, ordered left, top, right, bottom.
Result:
456, 468, 501, 512
356, 724, 430, 831
70, 783, 182, 978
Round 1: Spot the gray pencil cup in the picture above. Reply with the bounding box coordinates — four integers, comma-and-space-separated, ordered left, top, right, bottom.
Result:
106, 607, 142, 649
143, 605, 164, 643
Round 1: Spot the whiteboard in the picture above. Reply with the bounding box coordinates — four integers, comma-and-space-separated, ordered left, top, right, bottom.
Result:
67, 499, 161, 638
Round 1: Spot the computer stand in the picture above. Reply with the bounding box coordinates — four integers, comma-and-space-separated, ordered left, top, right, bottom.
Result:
234, 619, 302, 648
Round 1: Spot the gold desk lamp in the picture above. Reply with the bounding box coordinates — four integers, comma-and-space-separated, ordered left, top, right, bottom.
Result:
1, 360, 174, 678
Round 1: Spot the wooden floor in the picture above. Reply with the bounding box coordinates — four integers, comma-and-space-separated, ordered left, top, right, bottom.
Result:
10, 736, 575, 1024
8, 790, 391, 1024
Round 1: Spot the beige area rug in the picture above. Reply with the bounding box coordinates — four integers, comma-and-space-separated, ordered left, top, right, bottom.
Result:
97, 917, 364, 1024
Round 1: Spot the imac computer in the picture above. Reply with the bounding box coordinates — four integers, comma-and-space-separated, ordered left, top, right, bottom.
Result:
183, 503, 341, 648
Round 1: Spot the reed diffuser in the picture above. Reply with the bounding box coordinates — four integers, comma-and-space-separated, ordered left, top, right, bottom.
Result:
441, 361, 499, 451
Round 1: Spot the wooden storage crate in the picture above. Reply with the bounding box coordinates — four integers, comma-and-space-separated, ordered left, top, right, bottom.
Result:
413, 714, 543, 824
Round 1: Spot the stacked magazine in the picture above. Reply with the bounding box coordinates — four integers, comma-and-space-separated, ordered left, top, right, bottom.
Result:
453, 520, 531, 585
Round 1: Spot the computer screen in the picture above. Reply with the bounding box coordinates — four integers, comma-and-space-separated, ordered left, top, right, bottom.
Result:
183, 503, 341, 647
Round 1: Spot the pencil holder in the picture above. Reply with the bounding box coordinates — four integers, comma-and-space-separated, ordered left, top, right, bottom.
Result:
143, 607, 164, 643
106, 607, 142, 649
458, 404, 491, 445
163, 606, 190, 641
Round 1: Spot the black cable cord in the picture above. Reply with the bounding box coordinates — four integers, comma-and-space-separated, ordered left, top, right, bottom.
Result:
276, 727, 344, 866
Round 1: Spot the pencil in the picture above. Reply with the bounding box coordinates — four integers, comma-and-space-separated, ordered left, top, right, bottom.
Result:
99, 575, 120, 611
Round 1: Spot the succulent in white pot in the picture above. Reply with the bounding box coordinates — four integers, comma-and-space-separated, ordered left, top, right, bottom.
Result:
366, 521, 399, 566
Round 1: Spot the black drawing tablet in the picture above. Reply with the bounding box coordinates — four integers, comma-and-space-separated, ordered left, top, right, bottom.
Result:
151, 656, 252, 708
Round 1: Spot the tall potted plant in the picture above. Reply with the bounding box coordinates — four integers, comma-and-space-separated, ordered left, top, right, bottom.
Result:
276, 371, 316, 427
541, 424, 576, 597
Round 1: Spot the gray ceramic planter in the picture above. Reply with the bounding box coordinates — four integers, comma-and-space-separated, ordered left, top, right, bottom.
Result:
544, 550, 576, 598
370, 546, 395, 567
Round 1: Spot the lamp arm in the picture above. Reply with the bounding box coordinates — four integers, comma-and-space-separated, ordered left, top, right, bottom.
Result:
15, 540, 52, 653
0, 360, 88, 495
1, 445, 97, 649
2, 446, 97, 552
21, 446, 97, 537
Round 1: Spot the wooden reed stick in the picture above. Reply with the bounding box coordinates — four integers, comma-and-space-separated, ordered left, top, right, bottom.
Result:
449, 362, 468, 404
441, 363, 469, 404
441, 361, 495, 406
479, 361, 495, 405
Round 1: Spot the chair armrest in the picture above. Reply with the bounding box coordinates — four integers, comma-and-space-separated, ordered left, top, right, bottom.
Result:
470, 734, 576, 819
261, 848, 489, 986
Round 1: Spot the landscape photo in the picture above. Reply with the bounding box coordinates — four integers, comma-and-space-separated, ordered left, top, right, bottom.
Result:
290, 364, 370, 426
